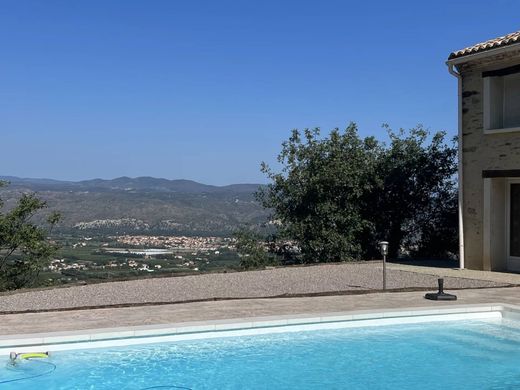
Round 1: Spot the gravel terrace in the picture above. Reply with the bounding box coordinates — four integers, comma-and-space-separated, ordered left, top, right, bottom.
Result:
0, 262, 509, 313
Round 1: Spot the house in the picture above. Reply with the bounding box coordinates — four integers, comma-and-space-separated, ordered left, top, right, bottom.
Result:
447, 30, 520, 272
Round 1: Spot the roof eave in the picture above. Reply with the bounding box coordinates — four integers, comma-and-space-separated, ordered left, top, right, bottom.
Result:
447, 42, 520, 66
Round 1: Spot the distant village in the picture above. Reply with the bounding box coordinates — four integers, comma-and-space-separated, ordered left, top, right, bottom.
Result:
113, 235, 234, 251
45, 234, 239, 282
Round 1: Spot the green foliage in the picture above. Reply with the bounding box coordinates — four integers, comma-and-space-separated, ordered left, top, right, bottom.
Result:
258, 124, 458, 262
234, 230, 278, 270
0, 181, 61, 290
258, 124, 381, 262
373, 125, 458, 258
408, 189, 458, 259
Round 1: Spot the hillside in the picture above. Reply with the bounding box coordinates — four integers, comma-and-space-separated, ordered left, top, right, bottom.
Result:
0, 176, 269, 236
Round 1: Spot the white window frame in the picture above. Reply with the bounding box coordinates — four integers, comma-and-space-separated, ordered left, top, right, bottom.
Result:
483, 73, 520, 134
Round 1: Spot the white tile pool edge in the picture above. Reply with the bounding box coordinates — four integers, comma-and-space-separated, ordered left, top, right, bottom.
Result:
1, 303, 519, 355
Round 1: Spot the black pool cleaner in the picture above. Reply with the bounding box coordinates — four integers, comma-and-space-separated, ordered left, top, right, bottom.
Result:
425, 278, 457, 301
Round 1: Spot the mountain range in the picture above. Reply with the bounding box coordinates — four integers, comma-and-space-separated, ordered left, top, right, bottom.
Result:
0, 176, 269, 236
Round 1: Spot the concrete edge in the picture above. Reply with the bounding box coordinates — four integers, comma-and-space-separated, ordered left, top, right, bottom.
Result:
1, 303, 519, 355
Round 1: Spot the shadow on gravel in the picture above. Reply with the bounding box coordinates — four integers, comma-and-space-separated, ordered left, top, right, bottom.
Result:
389, 258, 459, 269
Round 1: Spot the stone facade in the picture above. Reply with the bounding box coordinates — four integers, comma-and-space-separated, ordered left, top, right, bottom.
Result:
455, 48, 520, 271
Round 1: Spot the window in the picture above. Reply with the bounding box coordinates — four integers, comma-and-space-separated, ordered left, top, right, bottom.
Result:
510, 183, 520, 258
483, 65, 520, 132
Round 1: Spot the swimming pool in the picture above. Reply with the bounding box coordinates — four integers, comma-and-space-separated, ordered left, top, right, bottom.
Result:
1, 311, 519, 389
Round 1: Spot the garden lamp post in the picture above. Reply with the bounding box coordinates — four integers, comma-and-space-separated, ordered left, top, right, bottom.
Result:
378, 241, 389, 290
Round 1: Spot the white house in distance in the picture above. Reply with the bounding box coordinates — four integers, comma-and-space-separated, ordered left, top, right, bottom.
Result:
447, 30, 520, 272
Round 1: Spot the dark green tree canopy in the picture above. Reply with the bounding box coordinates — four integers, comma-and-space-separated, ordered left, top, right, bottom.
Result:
371, 125, 457, 258
258, 124, 457, 263
0, 181, 61, 290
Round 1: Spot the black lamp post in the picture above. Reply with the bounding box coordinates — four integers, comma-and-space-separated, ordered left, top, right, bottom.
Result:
378, 241, 389, 290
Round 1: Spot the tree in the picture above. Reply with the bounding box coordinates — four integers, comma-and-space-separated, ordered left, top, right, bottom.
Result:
258, 124, 458, 262
0, 181, 61, 290
372, 125, 458, 258
258, 124, 382, 262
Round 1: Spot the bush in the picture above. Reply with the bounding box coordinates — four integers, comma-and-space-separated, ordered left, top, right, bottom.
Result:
233, 230, 279, 270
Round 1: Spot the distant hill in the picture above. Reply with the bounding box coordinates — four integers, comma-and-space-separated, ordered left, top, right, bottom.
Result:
1, 176, 262, 194
0, 176, 269, 236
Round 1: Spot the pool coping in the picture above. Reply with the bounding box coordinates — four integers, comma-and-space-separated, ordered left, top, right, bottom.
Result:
1, 303, 519, 355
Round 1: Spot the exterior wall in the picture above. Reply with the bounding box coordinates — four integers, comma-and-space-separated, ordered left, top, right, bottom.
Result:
483, 177, 506, 271
457, 48, 520, 270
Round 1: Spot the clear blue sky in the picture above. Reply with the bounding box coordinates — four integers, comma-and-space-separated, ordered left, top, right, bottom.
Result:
1, 0, 519, 185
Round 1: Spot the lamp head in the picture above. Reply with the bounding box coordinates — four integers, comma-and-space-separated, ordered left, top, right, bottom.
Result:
378, 241, 389, 256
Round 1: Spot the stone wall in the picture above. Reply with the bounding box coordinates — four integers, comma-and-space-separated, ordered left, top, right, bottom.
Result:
457, 48, 520, 270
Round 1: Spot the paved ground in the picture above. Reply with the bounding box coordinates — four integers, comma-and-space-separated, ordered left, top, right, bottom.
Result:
390, 263, 520, 284
1, 286, 519, 336
0, 262, 511, 313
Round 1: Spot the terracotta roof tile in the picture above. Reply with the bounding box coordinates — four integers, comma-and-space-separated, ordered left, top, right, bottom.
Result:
449, 30, 520, 60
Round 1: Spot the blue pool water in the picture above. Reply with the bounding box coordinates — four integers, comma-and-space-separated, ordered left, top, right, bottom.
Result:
1, 318, 520, 389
